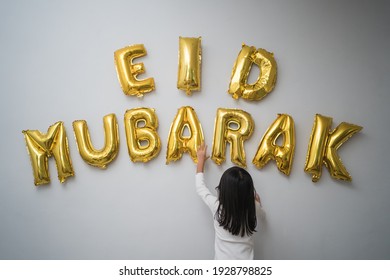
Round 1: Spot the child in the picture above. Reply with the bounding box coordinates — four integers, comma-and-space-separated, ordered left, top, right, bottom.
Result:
196, 143, 265, 260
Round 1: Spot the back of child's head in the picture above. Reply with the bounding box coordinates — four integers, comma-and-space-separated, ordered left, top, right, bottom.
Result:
216, 166, 257, 237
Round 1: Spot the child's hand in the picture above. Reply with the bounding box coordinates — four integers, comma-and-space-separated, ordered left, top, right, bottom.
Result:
196, 143, 209, 173
255, 192, 262, 206
197, 143, 209, 162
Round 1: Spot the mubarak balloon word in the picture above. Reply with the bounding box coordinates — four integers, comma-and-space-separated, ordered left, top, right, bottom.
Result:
22, 108, 362, 186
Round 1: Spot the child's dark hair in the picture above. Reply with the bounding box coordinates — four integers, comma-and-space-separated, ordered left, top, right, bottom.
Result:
215, 166, 257, 237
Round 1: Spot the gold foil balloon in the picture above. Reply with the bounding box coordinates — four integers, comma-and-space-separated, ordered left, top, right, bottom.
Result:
22, 122, 74, 186
177, 37, 202, 95
304, 114, 362, 182
114, 44, 155, 97
72, 114, 119, 169
252, 114, 295, 175
124, 107, 161, 162
166, 106, 204, 163
228, 44, 277, 101
211, 108, 254, 167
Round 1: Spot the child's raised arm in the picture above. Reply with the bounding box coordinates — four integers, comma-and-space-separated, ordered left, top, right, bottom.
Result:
196, 143, 209, 173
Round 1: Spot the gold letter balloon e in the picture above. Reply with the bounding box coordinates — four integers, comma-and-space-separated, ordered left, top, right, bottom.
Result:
114, 44, 155, 98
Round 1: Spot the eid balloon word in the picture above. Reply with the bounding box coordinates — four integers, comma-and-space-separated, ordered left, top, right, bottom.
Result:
22, 108, 361, 186
114, 39, 277, 99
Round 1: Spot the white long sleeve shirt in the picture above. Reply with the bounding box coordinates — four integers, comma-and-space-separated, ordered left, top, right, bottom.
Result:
195, 172, 265, 260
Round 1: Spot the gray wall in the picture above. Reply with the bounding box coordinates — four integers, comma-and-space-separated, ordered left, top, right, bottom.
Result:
0, 0, 389, 259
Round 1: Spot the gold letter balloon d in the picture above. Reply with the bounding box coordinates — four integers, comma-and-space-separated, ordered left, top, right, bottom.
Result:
228, 44, 277, 101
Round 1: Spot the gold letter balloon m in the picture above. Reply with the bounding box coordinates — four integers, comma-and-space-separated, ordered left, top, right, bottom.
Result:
22, 122, 74, 186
